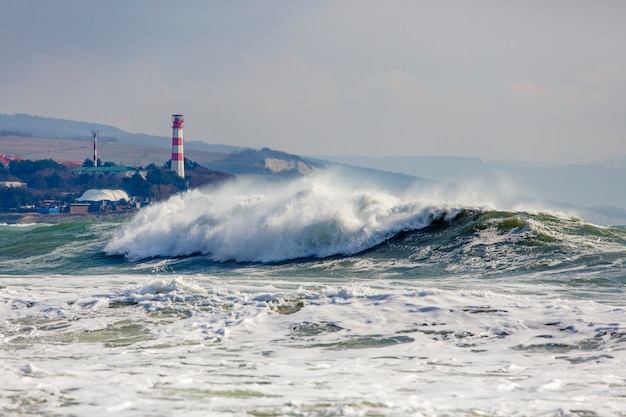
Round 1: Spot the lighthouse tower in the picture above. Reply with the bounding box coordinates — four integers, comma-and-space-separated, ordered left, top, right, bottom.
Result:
171, 114, 185, 178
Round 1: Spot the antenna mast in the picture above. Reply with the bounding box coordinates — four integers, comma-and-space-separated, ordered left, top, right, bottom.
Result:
92, 129, 99, 167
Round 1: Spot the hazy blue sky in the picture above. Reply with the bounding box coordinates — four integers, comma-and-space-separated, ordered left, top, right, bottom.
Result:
1, 1, 625, 163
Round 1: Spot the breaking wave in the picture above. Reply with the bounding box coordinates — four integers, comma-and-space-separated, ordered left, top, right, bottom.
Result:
104, 168, 626, 266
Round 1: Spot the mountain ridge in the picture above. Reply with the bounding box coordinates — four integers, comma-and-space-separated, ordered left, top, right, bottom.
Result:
0, 113, 239, 154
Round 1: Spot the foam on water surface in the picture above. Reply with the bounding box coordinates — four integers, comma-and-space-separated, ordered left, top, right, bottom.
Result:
1, 274, 624, 416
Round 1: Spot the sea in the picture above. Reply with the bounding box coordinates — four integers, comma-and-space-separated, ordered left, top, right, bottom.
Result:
1, 167, 625, 417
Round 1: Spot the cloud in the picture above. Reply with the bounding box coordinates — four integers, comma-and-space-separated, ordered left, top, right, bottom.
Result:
509, 81, 584, 103
1, 1, 626, 162
509, 64, 626, 105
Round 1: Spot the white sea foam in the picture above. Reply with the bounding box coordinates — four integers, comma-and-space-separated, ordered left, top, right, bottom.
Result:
1, 274, 624, 416
0, 222, 43, 228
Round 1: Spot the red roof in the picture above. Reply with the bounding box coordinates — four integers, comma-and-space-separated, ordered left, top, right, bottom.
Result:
58, 160, 83, 169
0, 154, 22, 166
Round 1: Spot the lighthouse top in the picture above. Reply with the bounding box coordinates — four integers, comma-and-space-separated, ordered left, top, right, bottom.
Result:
172, 114, 184, 129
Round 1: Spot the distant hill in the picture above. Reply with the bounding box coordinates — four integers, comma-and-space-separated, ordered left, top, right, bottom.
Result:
207, 148, 324, 176
0, 135, 328, 178
0, 113, 330, 178
0, 136, 228, 168
0, 113, 240, 153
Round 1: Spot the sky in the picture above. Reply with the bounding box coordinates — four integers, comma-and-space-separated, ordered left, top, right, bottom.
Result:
1, 1, 625, 164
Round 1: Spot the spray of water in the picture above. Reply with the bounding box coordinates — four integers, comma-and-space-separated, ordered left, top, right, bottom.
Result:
105, 166, 564, 262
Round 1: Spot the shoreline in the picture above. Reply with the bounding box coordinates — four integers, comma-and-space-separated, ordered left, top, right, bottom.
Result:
0, 210, 138, 225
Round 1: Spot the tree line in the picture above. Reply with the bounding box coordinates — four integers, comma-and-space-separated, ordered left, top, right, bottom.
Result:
0, 158, 233, 212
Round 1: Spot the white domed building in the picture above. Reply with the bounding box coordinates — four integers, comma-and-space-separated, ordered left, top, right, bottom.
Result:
71, 188, 134, 213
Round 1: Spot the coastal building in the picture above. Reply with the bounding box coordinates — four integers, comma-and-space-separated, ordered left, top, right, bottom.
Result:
0, 153, 21, 170
0, 181, 26, 188
69, 203, 90, 214
74, 188, 136, 212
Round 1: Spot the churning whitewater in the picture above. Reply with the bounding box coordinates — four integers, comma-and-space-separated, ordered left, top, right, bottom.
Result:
2, 169, 626, 417
105, 168, 556, 263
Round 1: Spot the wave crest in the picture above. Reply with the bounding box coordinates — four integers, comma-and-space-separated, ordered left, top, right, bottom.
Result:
105, 170, 466, 262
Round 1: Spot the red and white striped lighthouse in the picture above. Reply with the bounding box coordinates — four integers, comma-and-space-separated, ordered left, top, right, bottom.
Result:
171, 114, 184, 178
